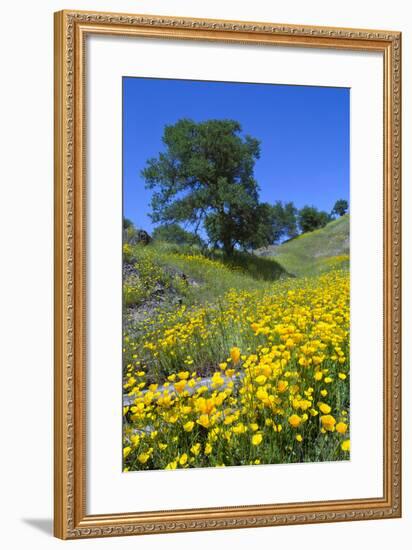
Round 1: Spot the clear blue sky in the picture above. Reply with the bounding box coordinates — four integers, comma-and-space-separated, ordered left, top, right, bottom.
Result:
123, 77, 349, 232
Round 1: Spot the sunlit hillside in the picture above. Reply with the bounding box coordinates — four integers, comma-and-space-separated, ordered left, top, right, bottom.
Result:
256, 214, 349, 277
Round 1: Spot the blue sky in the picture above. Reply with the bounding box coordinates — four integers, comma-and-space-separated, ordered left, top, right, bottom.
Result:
123, 77, 349, 232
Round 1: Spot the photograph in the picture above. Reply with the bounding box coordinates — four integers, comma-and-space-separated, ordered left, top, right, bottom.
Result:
52, 9, 402, 539
122, 77, 350, 472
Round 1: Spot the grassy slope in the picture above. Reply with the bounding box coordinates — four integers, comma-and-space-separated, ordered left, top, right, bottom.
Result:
123, 241, 289, 311
162, 247, 289, 303
257, 214, 349, 277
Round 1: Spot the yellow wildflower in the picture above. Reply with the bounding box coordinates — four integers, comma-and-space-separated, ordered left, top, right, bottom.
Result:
174, 380, 187, 394
197, 414, 210, 428
190, 443, 201, 456
179, 453, 188, 466
183, 421, 195, 432
251, 433, 263, 446
230, 347, 241, 365
320, 414, 336, 431
137, 452, 150, 464
277, 380, 289, 392
288, 414, 302, 428
319, 403, 331, 414
336, 422, 348, 434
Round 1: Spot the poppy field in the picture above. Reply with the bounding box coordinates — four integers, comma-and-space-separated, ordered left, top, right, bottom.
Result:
122, 243, 350, 471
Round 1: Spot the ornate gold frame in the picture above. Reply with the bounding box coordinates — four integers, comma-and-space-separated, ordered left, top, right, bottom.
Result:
54, 9, 402, 540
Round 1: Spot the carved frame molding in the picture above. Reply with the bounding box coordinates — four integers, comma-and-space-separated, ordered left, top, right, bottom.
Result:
54, 10, 401, 539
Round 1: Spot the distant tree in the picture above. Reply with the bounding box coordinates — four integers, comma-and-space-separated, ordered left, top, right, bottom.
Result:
152, 223, 204, 247
282, 202, 299, 239
298, 206, 330, 233
331, 199, 349, 217
269, 201, 298, 242
123, 217, 134, 230
141, 118, 268, 256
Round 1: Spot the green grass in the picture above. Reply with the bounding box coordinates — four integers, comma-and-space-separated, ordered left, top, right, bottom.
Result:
257, 215, 350, 277
124, 215, 349, 311
123, 241, 289, 309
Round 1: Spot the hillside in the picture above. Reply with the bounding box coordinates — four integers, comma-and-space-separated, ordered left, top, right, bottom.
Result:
123, 241, 289, 325
123, 226, 350, 470
123, 238, 350, 469
256, 214, 349, 277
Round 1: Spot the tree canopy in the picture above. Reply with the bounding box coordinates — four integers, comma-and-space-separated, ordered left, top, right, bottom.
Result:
141, 117, 346, 253
298, 206, 330, 234
331, 199, 349, 217
270, 201, 298, 242
142, 118, 274, 255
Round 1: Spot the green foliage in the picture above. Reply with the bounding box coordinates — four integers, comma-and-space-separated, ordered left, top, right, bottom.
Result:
124, 229, 138, 246
298, 205, 331, 233
152, 223, 204, 247
331, 199, 349, 217
123, 218, 136, 246
123, 217, 134, 230
123, 244, 190, 307
269, 201, 298, 242
123, 241, 288, 310
141, 118, 275, 255
204, 201, 278, 252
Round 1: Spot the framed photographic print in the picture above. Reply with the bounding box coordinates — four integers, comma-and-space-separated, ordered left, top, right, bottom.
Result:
54, 10, 402, 539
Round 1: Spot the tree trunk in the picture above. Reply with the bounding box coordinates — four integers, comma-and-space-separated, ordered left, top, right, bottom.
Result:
223, 239, 235, 256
